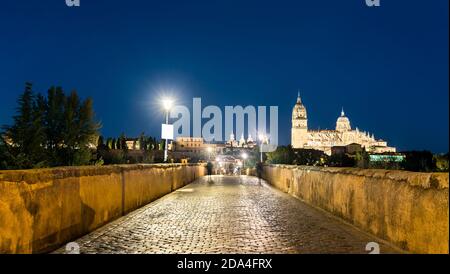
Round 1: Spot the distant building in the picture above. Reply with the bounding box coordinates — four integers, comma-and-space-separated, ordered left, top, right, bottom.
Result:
291, 93, 396, 155
331, 146, 346, 155
214, 154, 243, 175
331, 143, 363, 155
346, 143, 363, 154
125, 138, 140, 150
170, 137, 224, 162
172, 137, 206, 153
226, 132, 257, 149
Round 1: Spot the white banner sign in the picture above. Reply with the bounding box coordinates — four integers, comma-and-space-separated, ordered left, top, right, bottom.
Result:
161, 124, 174, 140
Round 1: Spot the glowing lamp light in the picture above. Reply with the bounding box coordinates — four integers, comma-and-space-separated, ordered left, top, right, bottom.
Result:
258, 134, 265, 141
162, 98, 173, 111
241, 153, 248, 160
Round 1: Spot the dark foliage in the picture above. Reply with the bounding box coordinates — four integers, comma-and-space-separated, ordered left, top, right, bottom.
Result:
326, 153, 355, 167
266, 146, 328, 166
401, 151, 436, 172
1, 83, 100, 169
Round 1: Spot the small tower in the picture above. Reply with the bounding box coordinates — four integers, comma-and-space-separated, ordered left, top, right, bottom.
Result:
239, 134, 246, 147
226, 132, 237, 148
291, 91, 308, 148
246, 134, 255, 148
229, 132, 235, 141
247, 134, 254, 143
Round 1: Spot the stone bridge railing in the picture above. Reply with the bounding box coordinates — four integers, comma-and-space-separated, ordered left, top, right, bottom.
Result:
262, 164, 449, 254
0, 164, 205, 254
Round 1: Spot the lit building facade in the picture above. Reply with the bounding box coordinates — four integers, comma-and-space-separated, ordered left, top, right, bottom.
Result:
291, 93, 396, 155
225, 133, 257, 149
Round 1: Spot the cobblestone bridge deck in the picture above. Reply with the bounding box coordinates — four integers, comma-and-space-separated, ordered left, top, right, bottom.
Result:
55, 175, 400, 254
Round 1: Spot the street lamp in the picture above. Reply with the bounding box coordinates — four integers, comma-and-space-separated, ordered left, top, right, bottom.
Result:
241, 152, 248, 169
161, 97, 173, 162
162, 98, 173, 112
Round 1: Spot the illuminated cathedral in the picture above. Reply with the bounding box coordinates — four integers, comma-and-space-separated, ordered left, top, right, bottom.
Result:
291, 93, 396, 155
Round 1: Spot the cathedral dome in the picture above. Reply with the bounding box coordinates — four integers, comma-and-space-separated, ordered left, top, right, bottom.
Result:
336, 108, 351, 132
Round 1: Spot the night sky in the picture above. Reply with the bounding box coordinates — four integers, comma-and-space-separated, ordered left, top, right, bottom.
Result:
0, 0, 448, 152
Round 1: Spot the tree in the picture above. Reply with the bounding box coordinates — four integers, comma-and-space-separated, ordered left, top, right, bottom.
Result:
159, 139, 165, 151
434, 153, 449, 172
119, 133, 128, 152
97, 136, 105, 147
32, 93, 47, 167
0, 137, 13, 169
293, 149, 328, 166
401, 151, 436, 172
96, 135, 109, 164
355, 150, 370, 168
149, 137, 158, 150
2, 83, 47, 168
106, 137, 113, 149
1, 83, 101, 169
327, 153, 355, 167
137, 132, 144, 151
45, 86, 66, 165
266, 146, 295, 164
58, 91, 100, 166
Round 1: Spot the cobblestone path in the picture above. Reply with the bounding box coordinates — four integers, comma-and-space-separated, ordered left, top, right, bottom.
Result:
55, 175, 400, 254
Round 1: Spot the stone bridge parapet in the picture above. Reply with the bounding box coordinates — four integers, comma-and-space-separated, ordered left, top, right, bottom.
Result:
262, 164, 449, 254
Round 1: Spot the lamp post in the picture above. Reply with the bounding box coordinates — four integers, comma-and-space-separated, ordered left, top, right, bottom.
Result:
207, 146, 213, 161
241, 152, 248, 170
162, 98, 173, 162
258, 134, 265, 163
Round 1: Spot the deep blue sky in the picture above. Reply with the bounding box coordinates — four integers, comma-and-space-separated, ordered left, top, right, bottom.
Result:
0, 0, 448, 152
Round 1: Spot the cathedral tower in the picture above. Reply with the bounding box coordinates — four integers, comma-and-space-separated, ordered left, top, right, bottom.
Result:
291, 92, 308, 148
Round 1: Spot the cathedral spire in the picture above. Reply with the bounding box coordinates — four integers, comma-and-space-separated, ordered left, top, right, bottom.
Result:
297, 90, 302, 104
341, 107, 345, 117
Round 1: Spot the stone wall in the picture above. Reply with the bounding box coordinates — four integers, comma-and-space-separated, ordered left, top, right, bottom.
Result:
262, 165, 449, 254
0, 164, 205, 254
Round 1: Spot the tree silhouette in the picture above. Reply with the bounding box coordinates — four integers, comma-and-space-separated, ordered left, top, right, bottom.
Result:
1, 83, 101, 169
2, 83, 46, 168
